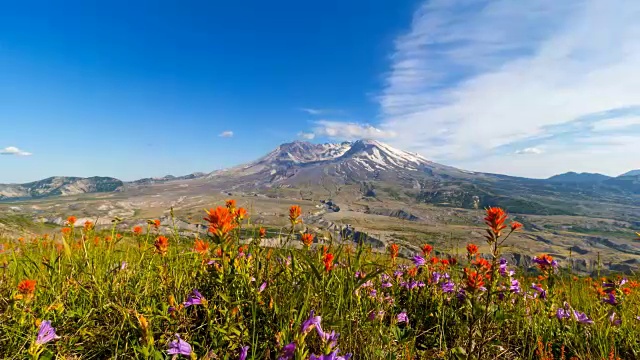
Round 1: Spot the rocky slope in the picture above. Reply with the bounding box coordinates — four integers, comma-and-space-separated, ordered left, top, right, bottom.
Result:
0, 176, 123, 200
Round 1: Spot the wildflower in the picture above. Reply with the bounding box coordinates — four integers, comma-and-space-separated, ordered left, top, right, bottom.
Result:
441, 281, 455, 293
484, 207, 508, 238
429, 256, 439, 265
133, 226, 143, 235
310, 350, 352, 360
448, 256, 458, 266
368, 310, 385, 321
396, 311, 408, 324
36, 320, 60, 345
603, 293, 618, 306
465, 270, 485, 290
226, 199, 236, 209
258, 282, 267, 293
193, 239, 209, 255
67, 216, 77, 226
154, 236, 169, 255
531, 283, 547, 299
412, 255, 426, 267
509, 279, 521, 294
466, 243, 479, 256
388, 243, 399, 261
532, 254, 558, 271
204, 206, 237, 238
421, 244, 433, 256
18, 279, 37, 295
167, 334, 192, 356
556, 304, 571, 320
381, 281, 392, 288
572, 310, 594, 325
61, 227, 72, 236
289, 205, 302, 224
153, 219, 161, 229
609, 312, 622, 326
323, 253, 335, 272
301, 310, 322, 335
499, 258, 511, 277
83, 221, 94, 231
279, 342, 296, 360
510, 221, 523, 231
235, 207, 248, 221
120, 261, 128, 271
183, 289, 206, 307
301, 233, 314, 247
239, 346, 249, 360
259, 227, 267, 238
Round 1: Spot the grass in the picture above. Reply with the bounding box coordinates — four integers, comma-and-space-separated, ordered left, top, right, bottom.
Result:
0, 203, 639, 359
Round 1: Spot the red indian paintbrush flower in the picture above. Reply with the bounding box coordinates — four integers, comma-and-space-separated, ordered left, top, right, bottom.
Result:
388, 243, 399, 261
484, 207, 508, 238
226, 199, 236, 209
289, 205, 302, 224
194, 239, 209, 255
301, 233, 314, 247
421, 244, 433, 256
510, 221, 523, 231
153, 219, 161, 229
67, 216, 77, 226
61, 227, 71, 236
133, 226, 143, 235
18, 279, 37, 295
154, 236, 169, 255
204, 206, 237, 239
466, 243, 479, 256
323, 253, 334, 272
83, 221, 94, 231
465, 269, 485, 290
259, 227, 267, 238
235, 207, 248, 221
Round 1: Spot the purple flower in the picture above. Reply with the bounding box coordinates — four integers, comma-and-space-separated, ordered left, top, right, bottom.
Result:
368, 310, 385, 321
556, 308, 571, 320
417, 281, 426, 288
168, 306, 177, 314
509, 279, 521, 294
456, 289, 466, 301
397, 311, 408, 324
183, 289, 205, 307
432, 272, 442, 284
167, 334, 192, 356
36, 320, 60, 345
609, 312, 622, 326
603, 293, 618, 306
239, 345, 249, 360
412, 255, 426, 267
120, 261, 128, 270
499, 258, 508, 276
381, 281, 392, 288
258, 282, 267, 293
441, 281, 455, 293
278, 342, 296, 360
403, 280, 418, 290
369, 289, 377, 297
393, 270, 403, 278
572, 310, 594, 325
301, 310, 322, 335
380, 273, 390, 282
531, 283, 547, 299
320, 330, 340, 349
310, 350, 353, 360
532, 257, 558, 269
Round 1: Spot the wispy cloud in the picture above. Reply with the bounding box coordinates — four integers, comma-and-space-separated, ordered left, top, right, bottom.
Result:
300, 108, 324, 115
218, 131, 234, 138
1, 146, 32, 156
515, 147, 543, 155
378, 0, 640, 177
298, 132, 316, 140
311, 120, 396, 141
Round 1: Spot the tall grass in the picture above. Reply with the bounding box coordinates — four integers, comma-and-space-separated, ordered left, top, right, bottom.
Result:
0, 203, 638, 359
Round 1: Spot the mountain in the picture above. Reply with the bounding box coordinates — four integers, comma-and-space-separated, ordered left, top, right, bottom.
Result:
0, 176, 123, 200
128, 172, 206, 186
620, 170, 640, 177
547, 172, 611, 183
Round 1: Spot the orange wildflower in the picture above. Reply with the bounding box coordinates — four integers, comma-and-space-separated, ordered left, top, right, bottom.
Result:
440, 258, 450, 267
289, 205, 302, 224
465, 269, 485, 290
323, 253, 334, 272
388, 243, 399, 261
215, 247, 223, 257
204, 206, 237, 238
67, 216, 77, 226
226, 199, 236, 209
133, 226, 143, 235
93, 236, 100, 246
407, 267, 418, 277
484, 207, 508, 238
18, 279, 37, 295
116, 233, 123, 240
153, 219, 161, 229
466, 243, 479, 256
154, 236, 169, 255
430, 256, 439, 265
421, 244, 433, 256
83, 221, 94, 231
61, 227, 72, 236
259, 227, 267, 238
301, 233, 314, 247
473, 257, 491, 271
510, 221, 523, 231
235, 207, 248, 221
194, 239, 209, 255
622, 287, 632, 295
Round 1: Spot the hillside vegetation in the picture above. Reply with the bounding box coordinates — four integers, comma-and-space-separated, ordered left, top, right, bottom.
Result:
1, 202, 639, 359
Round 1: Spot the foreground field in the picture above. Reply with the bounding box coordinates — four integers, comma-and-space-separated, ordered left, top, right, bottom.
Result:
1, 202, 639, 359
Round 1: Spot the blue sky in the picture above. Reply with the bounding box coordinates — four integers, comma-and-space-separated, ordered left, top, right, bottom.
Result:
1, 0, 639, 183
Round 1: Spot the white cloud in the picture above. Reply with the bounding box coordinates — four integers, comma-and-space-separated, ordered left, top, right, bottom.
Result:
591, 116, 640, 131
298, 132, 316, 140
219, 131, 234, 138
300, 108, 324, 115
311, 120, 396, 141
515, 147, 543, 155
378, 0, 640, 177
1, 146, 32, 156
